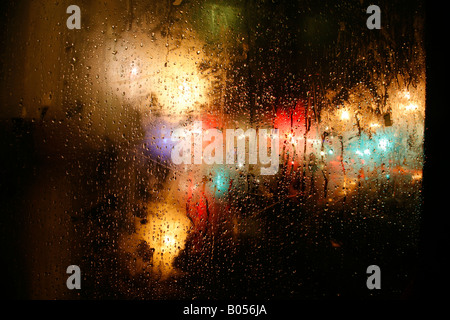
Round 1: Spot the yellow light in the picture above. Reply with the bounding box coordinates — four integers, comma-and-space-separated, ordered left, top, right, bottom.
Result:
403, 91, 411, 100
178, 81, 191, 95
405, 103, 418, 111
133, 203, 191, 279
340, 110, 350, 120
412, 171, 423, 180
163, 235, 176, 248
106, 33, 210, 115
370, 122, 380, 128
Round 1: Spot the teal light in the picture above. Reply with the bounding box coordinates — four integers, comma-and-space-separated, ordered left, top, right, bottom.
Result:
346, 130, 395, 165
211, 167, 231, 198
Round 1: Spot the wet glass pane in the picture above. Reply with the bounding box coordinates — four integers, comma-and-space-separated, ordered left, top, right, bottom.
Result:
0, 0, 429, 300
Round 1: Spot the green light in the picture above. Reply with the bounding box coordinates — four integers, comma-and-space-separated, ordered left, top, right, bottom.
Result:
191, 2, 243, 44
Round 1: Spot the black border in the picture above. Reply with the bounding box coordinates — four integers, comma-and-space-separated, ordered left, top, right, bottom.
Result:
416, 0, 450, 301
1, 0, 448, 308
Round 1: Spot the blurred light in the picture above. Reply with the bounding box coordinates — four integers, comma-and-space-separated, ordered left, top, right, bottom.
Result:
136, 204, 191, 279
378, 138, 388, 151
364, 149, 371, 155
164, 235, 175, 247
212, 168, 231, 197
405, 103, 418, 111
412, 171, 423, 180
178, 81, 190, 93
340, 110, 350, 120
370, 122, 380, 128
178, 81, 194, 103
403, 90, 411, 100
143, 119, 177, 161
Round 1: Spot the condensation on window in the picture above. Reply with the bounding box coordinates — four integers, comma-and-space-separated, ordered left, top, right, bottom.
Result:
0, 0, 425, 299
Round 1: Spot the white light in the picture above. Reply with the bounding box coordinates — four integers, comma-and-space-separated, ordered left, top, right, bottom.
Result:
403, 91, 411, 100
364, 149, 371, 155
131, 66, 138, 76
378, 138, 388, 151
164, 235, 175, 247
405, 103, 418, 111
340, 110, 350, 120
178, 81, 193, 96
